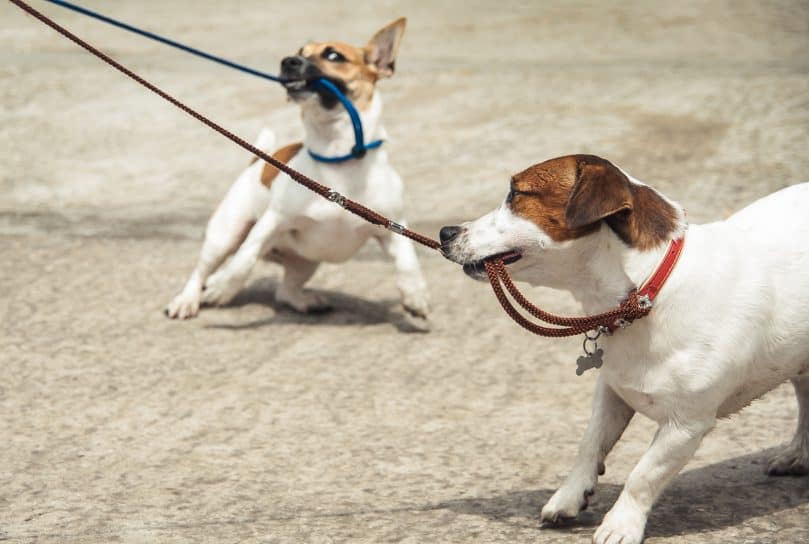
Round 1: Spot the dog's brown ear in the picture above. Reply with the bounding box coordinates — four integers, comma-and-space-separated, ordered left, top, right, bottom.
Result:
565, 155, 633, 231
365, 17, 406, 78
565, 155, 681, 249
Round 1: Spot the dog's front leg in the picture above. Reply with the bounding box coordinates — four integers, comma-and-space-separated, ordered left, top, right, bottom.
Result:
542, 377, 634, 523
166, 207, 257, 319
376, 227, 430, 320
202, 209, 282, 306
593, 417, 715, 544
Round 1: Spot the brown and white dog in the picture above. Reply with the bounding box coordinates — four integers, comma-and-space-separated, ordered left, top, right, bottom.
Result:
441, 155, 809, 544
166, 18, 430, 323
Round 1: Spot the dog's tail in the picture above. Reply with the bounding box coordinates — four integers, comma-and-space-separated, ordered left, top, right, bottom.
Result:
248, 127, 276, 164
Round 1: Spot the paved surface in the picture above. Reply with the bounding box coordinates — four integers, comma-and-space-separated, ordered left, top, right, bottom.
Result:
2, 1, 808, 542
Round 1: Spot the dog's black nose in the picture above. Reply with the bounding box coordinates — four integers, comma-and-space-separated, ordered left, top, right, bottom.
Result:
440, 226, 462, 245
281, 56, 304, 72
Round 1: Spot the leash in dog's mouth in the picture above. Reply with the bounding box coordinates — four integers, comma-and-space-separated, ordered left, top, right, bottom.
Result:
284, 77, 348, 99
463, 250, 523, 277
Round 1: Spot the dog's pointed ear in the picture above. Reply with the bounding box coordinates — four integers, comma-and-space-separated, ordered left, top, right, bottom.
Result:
365, 17, 406, 79
564, 156, 633, 231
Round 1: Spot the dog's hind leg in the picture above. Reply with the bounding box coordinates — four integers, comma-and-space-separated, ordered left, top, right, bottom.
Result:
274, 252, 330, 313
767, 375, 809, 476
541, 377, 634, 524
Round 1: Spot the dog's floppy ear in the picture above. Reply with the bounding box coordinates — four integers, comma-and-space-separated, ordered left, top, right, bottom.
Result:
565, 155, 633, 231
565, 155, 681, 249
365, 17, 406, 78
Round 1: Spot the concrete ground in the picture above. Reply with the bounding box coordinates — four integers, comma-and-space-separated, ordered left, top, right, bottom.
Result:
2, 1, 808, 542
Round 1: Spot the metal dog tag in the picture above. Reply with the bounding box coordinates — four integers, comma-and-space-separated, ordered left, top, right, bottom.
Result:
576, 348, 604, 375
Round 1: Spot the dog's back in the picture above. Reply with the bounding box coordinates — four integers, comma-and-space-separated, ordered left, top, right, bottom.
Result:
726, 182, 809, 240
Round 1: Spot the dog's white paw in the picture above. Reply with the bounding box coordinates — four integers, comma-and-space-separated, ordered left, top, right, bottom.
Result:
593, 499, 646, 544
165, 292, 201, 319
201, 270, 244, 307
767, 441, 809, 476
401, 287, 430, 319
275, 287, 331, 313
541, 481, 594, 524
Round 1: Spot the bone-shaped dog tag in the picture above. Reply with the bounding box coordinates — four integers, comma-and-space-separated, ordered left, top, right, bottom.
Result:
576, 348, 604, 375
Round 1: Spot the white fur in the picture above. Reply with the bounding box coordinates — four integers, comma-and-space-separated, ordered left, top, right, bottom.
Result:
166, 89, 428, 319
446, 177, 809, 543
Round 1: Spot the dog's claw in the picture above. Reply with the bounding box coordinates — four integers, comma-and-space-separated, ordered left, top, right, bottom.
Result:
166, 292, 201, 319
541, 483, 593, 524
401, 287, 430, 321
593, 499, 646, 544
766, 446, 809, 476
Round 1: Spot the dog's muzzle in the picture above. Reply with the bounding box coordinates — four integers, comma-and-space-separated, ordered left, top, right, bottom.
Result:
280, 56, 347, 109
439, 225, 522, 279
280, 56, 320, 93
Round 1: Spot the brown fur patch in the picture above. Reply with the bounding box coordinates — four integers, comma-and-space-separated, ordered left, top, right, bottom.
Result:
509, 156, 599, 242
259, 142, 303, 188
510, 155, 679, 250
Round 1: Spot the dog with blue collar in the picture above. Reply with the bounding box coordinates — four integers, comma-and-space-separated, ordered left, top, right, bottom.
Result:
166, 17, 431, 326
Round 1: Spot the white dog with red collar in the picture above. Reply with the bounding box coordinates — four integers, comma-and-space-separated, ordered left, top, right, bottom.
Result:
440, 154, 809, 544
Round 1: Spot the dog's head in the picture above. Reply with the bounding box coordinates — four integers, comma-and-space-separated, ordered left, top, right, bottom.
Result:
440, 155, 682, 286
280, 18, 406, 111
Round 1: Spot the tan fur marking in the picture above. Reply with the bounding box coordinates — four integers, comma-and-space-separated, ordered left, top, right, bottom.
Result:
510, 155, 679, 250
510, 156, 599, 242
260, 142, 303, 188
298, 18, 406, 111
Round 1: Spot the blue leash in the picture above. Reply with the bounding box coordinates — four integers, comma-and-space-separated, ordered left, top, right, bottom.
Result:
43, 0, 382, 163
306, 78, 384, 162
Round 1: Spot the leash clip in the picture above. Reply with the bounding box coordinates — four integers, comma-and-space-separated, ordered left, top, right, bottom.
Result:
637, 294, 653, 310
327, 190, 347, 208
387, 221, 405, 234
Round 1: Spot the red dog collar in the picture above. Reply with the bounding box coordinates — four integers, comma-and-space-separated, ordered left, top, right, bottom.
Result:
637, 236, 686, 303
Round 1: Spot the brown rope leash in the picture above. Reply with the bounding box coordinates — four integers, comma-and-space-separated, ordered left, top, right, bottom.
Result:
11, 0, 663, 339
485, 260, 652, 337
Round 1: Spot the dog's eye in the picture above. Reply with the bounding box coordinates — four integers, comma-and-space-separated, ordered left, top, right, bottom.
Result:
322, 47, 346, 63
506, 189, 517, 204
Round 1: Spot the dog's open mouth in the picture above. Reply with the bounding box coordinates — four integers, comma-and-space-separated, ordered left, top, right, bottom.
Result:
463, 250, 522, 278
283, 79, 309, 91
283, 78, 316, 98
283, 77, 348, 109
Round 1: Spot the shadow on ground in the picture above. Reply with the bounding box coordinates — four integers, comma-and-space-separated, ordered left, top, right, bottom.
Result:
203, 276, 427, 333
434, 449, 809, 539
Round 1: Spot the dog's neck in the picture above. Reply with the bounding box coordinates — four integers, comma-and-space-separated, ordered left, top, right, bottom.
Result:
299, 90, 386, 160
554, 206, 687, 315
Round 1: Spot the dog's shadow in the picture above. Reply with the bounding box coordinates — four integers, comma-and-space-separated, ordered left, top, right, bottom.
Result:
204, 276, 428, 334
433, 449, 809, 538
